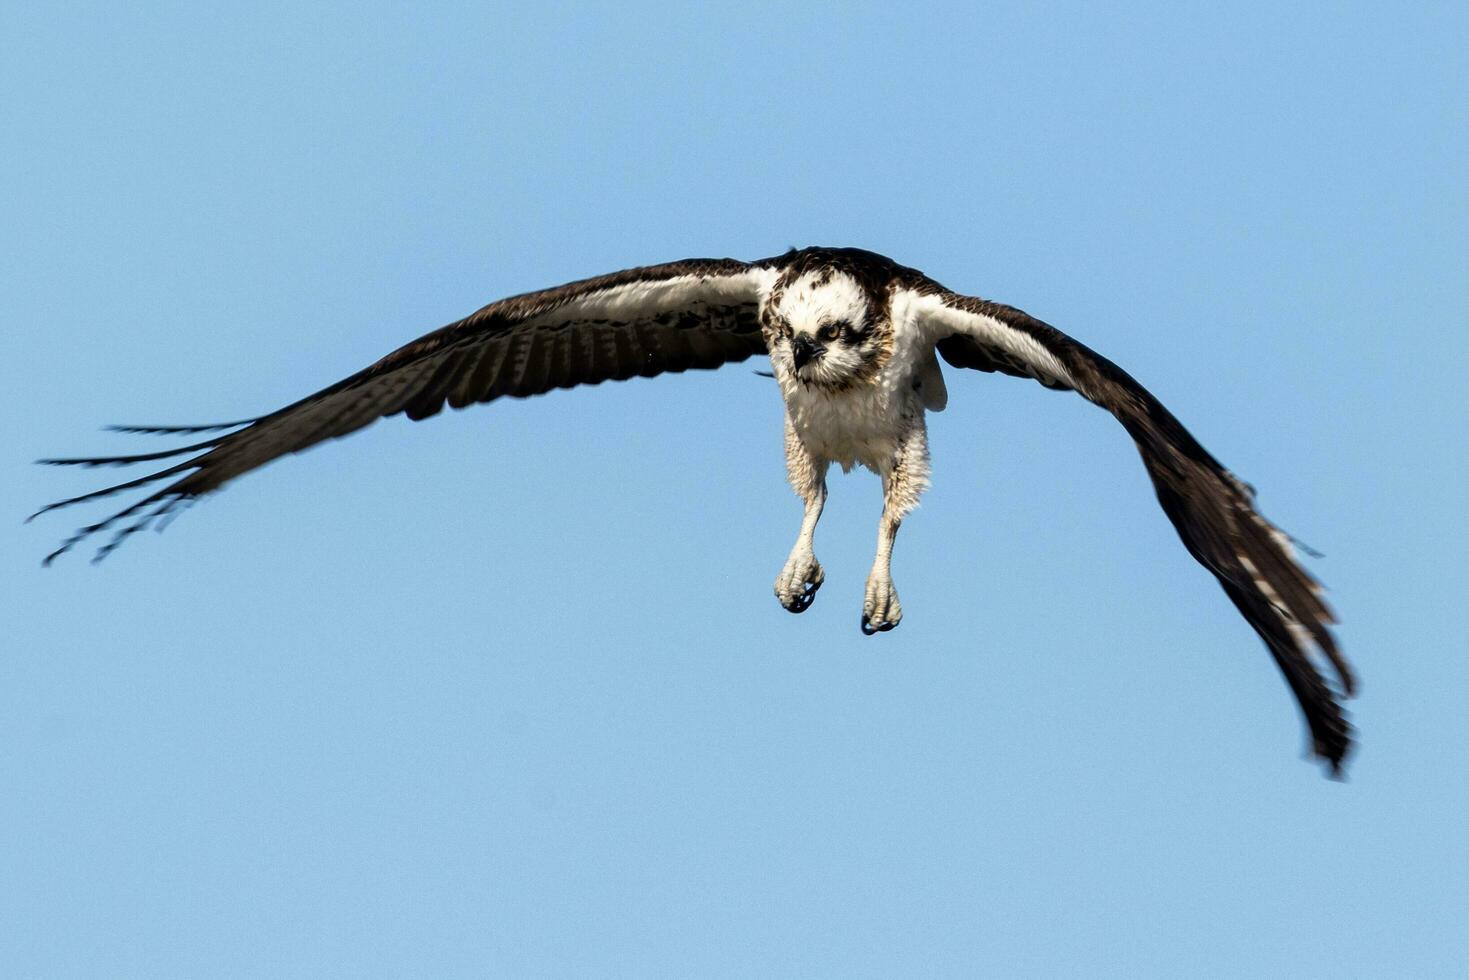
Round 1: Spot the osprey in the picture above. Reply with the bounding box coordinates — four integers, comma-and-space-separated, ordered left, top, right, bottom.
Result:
33, 246, 1355, 773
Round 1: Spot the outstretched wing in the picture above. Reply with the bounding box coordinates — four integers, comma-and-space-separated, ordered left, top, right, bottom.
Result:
917, 288, 1355, 774
34, 257, 777, 563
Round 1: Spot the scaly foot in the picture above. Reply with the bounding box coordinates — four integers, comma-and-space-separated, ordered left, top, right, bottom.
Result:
774, 550, 825, 613
861, 572, 902, 634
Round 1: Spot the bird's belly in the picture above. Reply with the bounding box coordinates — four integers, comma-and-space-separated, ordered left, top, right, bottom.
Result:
786, 386, 908, 472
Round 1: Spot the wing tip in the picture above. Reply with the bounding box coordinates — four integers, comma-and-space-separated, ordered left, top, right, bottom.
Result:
103, 419, 255, 435
1317, 732, 1354, 780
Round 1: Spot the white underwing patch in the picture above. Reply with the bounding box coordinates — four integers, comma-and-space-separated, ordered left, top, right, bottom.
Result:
912, 291, 1074, 387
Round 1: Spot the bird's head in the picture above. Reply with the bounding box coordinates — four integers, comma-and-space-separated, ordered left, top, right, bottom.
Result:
769, 266, 890, 389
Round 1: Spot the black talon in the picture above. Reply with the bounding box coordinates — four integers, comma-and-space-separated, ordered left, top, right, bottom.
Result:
779, 570, 822, 614
861, 615, 898, 635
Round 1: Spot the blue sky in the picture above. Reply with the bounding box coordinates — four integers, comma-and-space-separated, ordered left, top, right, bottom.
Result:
4, 2, 1466, 976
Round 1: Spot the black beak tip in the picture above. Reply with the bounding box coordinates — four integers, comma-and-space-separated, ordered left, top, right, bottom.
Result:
792, 336, 821, 370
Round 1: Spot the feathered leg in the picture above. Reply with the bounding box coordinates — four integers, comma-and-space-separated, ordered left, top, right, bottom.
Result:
774, 414, 828, 613
863, 416, 930, 634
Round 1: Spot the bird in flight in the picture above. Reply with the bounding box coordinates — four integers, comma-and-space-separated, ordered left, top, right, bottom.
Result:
32, 246, 1354, 773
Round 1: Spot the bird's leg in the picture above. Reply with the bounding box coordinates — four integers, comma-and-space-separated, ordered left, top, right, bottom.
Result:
862, 505, 904, 634
863, 419, 930, 635
775, 417, 828, 614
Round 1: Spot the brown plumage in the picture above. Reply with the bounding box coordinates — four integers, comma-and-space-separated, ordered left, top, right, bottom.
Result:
936, 297, 1353, 770
31, 257, 770, 562
32, 246, 1353, 773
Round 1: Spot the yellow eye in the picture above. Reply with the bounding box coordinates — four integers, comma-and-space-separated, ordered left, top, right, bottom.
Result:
819, 322, 843, 342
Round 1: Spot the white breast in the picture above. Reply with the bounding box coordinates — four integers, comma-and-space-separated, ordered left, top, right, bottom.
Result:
778, 325, 932, 472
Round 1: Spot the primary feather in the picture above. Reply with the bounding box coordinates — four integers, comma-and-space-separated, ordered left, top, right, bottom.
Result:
33, 246, 1353, 773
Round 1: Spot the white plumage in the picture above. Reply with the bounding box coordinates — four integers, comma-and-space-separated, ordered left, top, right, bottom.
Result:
32, 245, 1355, 774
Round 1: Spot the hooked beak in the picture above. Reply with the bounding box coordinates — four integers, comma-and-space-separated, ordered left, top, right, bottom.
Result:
791, 335, 823, 370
